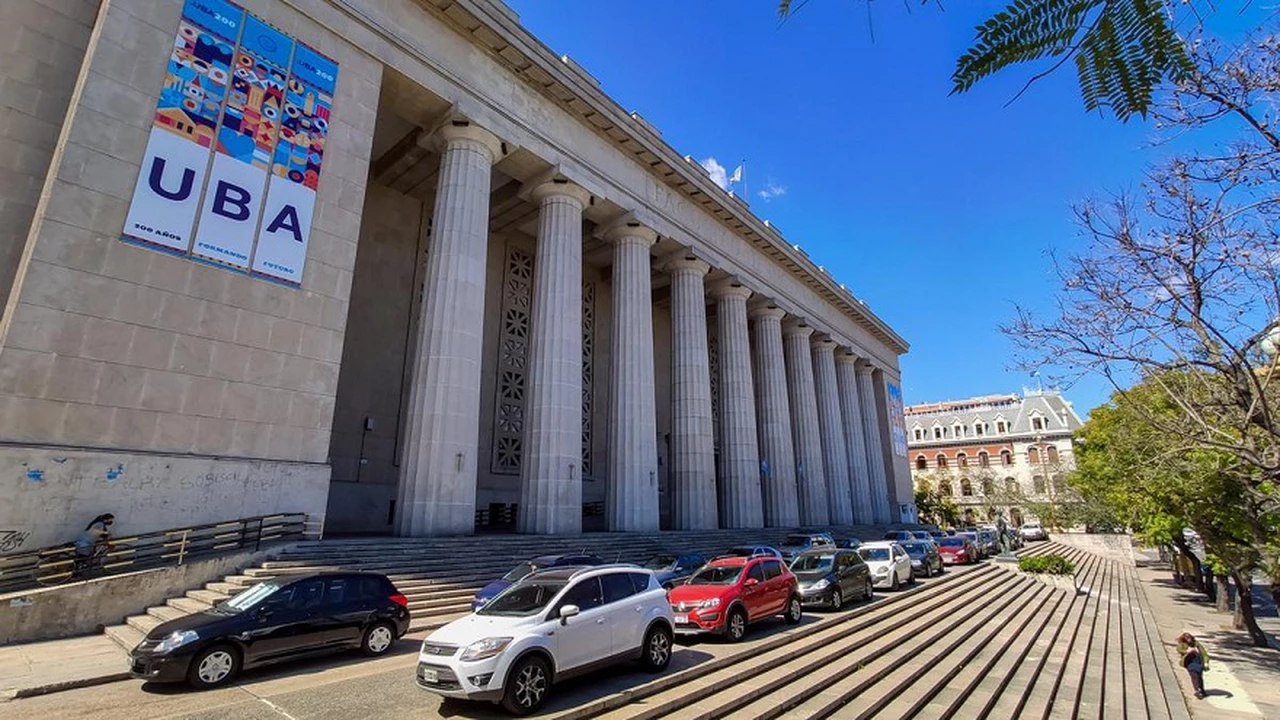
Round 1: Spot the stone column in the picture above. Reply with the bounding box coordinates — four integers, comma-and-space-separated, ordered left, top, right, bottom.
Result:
782, 319, 829, 526
749, 301, 800, 527
398, 122, 502, 537
856, 361, 892, 525
604, 222, 659, 531
667, 254, 718, 530
518, 180, 590, 535
835, 350, 875, 525
711, 280, 764, 528
811, 337, 854, 526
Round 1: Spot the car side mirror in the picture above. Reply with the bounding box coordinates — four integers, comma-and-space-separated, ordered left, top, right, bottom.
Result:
558, 604, 580, 624
744, 577, 759, 587
256, 605, 273, 621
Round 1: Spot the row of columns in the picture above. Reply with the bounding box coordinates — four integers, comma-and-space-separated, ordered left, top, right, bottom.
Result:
397, 120, 896, 536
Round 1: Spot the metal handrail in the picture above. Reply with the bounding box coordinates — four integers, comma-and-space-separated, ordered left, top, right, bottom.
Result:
0, 512, 321, 593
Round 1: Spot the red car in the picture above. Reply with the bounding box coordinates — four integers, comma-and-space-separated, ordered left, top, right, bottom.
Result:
936, 536, 979, 565
667, 555, 802, 641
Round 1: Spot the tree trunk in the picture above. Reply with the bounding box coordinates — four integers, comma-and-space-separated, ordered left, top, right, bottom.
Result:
1229, 570, 1271, 648
1215, 575, 1231, 612
1171, 536, 1206, 593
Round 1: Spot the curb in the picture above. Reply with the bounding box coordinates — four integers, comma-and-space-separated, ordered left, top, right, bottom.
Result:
3, 671, 132, 701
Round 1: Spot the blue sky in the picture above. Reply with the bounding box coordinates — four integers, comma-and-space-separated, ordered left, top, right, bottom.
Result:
506, 0, 1262, 416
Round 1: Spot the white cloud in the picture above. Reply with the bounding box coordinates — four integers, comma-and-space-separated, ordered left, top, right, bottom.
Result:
758, 181, 787, 202
700, 157, 729, 190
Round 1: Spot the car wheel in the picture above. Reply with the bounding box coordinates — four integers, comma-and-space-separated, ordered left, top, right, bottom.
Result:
186, 644, 240, 689
361, 621, 396, 657
889, 572, 899, 591
922, 564, 932, 579
784, 596, 803, 625
726, 608, 748, 642
864, 578, 874, 600
641, 625, 673, 672
829, 587, 843, 610
501, 655, 552, 715
908, 568, 917, 585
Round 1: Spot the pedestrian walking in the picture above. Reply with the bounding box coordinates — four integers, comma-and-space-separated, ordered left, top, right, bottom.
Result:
1177, 632, 1209, 699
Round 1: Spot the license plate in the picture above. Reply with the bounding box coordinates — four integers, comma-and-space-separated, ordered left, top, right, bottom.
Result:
423, 668, 439, 683
674, 613, 688, 624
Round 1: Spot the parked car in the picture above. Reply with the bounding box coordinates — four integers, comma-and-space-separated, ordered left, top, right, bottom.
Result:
839, 537, 863, 549
882, 529, 916, 543
958, 531, 986, 557
909, 530, 935, 545
928, 530, 949, 545
937, 536, 979, 565
1020, 522, 1049, 542
471, 553, 605, 611
790, 548, 872, 609
725, 545, 783, 560
642, 553, 707, 589
856, 542, 914, 590
778, 533, 835, 561
899, 541, 944, 578
128, 572, 410, 689
975, 528, 999, 555
418, 565, 673, 715
667, 555, 802, 641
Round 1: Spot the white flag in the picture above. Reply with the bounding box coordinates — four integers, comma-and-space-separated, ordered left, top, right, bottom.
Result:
729, 165, 743, 184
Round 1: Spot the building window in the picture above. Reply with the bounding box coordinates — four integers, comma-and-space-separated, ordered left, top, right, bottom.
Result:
1001, 450, 1013, 466
978, 451, 989, 467
982, 478, 994, 495
936, 454, 948, 469
953, 424, 964, 438
914, 428, 923, 441
1052, 475, 1064, 493
939, 481, 952, 496
996, 420, 1007, 433
916, 455, 928, 470
1032, 416, 1045, 431
934, 427, 943, 440
1033, 475, 1047, 494
1046, 446, 1059, 464
974, 422, 985, 437
1005, 477, 1018, 494
1028, 447, 1040, 464
961, 478, 973, 497
957, 452, 968, 467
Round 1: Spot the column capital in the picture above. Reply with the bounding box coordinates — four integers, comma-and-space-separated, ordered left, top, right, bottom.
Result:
427, 119, 505, 162
602, 219, 658, 247
811, 335, 837, 352
748, 297, 785, 320
835, 349, 861, 367
781, 317, 814, 339
710, 277, 752, 301
529, 177, 591, 206
663, 250, 710, 275
855, 359, 878, 376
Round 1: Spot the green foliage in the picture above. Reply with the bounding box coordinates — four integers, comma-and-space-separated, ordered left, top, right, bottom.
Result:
1019, 554, 1076, 575
914, 485, 959, 527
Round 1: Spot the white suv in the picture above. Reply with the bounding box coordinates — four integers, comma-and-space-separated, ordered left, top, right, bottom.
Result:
857, 541, 915, 590
416, 565, 674, 715
1020, 522, 1048, 541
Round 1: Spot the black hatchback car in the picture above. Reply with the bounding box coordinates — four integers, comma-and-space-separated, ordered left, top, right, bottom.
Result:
790, 548, 873, 609
128, 572, 411, 689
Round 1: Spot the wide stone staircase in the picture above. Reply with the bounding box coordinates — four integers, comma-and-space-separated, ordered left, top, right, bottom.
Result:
540, 541, 1192, 720
101, 526, 887, 653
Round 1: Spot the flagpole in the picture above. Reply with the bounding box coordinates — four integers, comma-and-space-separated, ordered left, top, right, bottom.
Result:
741, 159, 747, 202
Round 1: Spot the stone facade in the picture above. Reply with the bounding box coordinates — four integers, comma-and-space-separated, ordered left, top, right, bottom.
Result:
0, 0, 914, 547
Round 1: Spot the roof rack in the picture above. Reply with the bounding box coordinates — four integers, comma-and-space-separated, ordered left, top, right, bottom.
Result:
568, 563, 641, 579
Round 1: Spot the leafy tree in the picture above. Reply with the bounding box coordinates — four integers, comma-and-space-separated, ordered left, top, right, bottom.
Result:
913, 478, 960, 527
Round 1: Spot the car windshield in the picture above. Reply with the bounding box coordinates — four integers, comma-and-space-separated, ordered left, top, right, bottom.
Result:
689, 565, 744, 585
782, 535, 810, 546
940, 538, 966, 547
502, 562, 538, 582
1024, 524, 1040, 529
478, 581, 566, 617
858, 547, 891, 562
791, 554, 834, 572
220, 581, 279, 611
643, 555, 676, 570
901, 544, 927, 557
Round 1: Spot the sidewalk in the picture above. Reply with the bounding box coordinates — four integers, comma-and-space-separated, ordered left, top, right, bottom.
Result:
0, 633, 129, 701
1133, 548, 1280, 719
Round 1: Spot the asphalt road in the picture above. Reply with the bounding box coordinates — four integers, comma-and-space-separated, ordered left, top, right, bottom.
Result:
3, 567, 976, 719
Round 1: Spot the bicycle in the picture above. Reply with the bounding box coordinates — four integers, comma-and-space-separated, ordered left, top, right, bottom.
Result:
32, 544, 110, 586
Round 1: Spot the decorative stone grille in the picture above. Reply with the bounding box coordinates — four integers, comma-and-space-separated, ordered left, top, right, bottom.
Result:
492, 246, 533, 474
707, 314, 720, 448
581, 279, 596, 479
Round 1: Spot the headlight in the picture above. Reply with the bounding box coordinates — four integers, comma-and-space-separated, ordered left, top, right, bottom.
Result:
874, 567, 889, 575
460, 636, 513, 661
155, 629, 199, 653
697, 598, 721, 609
811, 579, 830, 590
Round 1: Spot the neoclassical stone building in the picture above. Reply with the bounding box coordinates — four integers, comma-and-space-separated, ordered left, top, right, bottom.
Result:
0, 0, 913, 549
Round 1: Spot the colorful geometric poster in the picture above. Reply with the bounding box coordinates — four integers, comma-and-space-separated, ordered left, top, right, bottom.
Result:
121, 0, 243, 253
251, 42, 339, 286
191, 14, 294, 269
887, 382, 908, 457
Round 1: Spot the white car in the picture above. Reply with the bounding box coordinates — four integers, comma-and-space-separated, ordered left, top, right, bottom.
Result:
416, 565, 674, 715
1020, 522, 1049, 541
857, 541, 914, 590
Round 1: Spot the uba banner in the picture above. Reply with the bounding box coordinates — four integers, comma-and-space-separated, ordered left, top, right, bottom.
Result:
121, 0, 339, 288
887, 382, 908, 458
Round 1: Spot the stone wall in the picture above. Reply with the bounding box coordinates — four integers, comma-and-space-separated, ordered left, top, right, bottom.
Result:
0, 0, 99, 311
